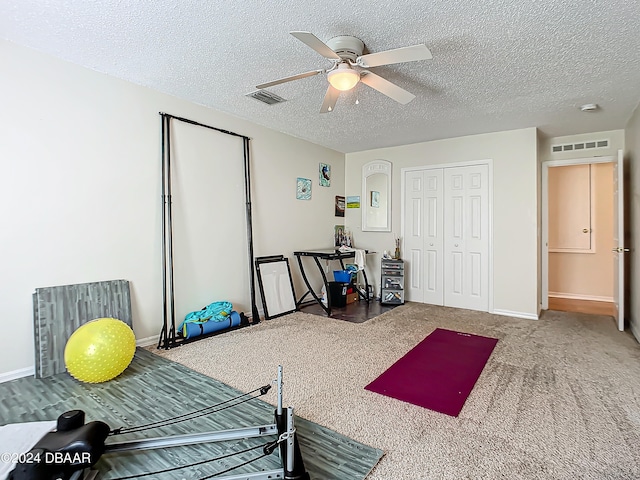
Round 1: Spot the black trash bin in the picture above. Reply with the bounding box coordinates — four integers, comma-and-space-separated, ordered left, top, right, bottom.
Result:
328, 282, 348, 308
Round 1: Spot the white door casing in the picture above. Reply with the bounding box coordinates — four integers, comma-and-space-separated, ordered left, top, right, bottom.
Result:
443, 165, 490, 311
613, 149, 625, 331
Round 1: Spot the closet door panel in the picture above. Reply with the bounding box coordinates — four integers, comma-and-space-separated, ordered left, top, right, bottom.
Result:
444, 165, 489, 311
423, 170, 444, 305
404, 171, 425, 303
403, 169, 444, 305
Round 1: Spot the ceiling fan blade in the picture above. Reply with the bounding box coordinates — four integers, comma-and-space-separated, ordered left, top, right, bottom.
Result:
360, 72, 416, 104
256, 69, 324, 89
320, 85, 340, 113
356, 44, 432, 68
290, 31, 341, 60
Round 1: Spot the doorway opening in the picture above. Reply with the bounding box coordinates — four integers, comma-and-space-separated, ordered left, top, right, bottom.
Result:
541, 152, 623, 329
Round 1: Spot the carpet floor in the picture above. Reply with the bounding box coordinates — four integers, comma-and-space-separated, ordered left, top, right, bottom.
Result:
153, 302, 640, 480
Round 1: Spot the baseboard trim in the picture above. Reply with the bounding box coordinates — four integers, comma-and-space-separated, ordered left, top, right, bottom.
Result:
136, 335, 158, 347
549, 292, 614, 303
630, 319, 640, 344
0, 366, 34, 383
493, 309, 539, 320
2, 336, 158, 383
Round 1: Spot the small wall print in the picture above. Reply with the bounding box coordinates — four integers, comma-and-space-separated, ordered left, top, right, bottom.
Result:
319, 163, 331, 187
296, 177, 312, 200
371, 190, 380, 208
335, 196, 345, 217
334, 225, 345, 247
346, 196, 360, 208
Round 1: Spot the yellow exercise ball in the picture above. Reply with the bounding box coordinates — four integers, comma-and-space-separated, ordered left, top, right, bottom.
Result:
64, 318, 136, 383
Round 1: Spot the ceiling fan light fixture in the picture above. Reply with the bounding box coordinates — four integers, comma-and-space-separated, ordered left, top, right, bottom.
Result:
258, 31, 432, 112
327, 64, 360, 91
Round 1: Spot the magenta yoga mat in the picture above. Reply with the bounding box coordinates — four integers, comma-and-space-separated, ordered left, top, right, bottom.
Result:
365, 328, 498, 417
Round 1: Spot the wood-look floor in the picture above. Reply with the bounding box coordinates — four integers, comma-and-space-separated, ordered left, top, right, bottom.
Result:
304, 297, 615, 319
548, 297, 614, 316
300, 298, 399, 323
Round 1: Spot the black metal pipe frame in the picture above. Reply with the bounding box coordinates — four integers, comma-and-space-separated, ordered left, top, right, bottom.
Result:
294, 255, 332, 316
158, 113, 259, 349
158, 115, 168, 349
243, 137, 261, 323
166, 115, 177, 347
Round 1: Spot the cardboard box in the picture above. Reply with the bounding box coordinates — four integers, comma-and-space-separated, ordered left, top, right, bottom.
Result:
346, 292, 359, 304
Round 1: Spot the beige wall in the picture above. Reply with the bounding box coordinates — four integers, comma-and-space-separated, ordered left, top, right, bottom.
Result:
345, 128, 539, 318
4, 36, 637, 378
548, 163, 614, 300
0, 40, 344, 376
624, 103, 640, 342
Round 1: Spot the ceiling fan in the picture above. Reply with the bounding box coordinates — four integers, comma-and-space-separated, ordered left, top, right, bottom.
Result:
256, 31, 432, 113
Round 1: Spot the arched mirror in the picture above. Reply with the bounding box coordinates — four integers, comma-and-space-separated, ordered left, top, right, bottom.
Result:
362, 160, 391, 232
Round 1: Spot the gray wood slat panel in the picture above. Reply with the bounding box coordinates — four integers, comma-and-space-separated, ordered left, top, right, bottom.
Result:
33, 279, 133, 379
0, 349, 382, 480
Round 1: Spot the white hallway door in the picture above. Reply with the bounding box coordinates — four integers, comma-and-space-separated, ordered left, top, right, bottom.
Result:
404, 164, 489, 311
613, 149, 626, 331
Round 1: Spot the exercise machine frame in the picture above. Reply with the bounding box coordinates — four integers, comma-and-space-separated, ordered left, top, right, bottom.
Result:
9, 366, 309, 480
103, 366, 307, 480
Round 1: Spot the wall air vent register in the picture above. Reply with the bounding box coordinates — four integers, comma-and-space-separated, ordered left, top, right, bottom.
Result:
551, 139, 609, 153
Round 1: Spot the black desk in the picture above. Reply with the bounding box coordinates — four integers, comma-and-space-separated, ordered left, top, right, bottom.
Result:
293, 248, 371, 317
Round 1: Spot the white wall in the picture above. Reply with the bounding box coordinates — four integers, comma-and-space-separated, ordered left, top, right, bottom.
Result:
345, 128, 539, 318
625, 103, 640, 342
0, 39, 344, 376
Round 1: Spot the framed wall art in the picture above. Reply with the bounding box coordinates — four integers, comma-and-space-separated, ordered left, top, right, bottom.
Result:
335, 196, 345, 217
319, 163, 331, 187
296, 177, 312, 200
347, 196, 361, 208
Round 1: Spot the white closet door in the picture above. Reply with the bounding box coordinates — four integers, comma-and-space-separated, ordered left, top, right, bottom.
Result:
443, 165, 489, 311
404, 169, 444, 304
423, 170, 444, 304
404, 170, 425, 302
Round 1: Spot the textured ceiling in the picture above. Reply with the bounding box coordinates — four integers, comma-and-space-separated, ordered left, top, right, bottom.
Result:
2, 0, 640, 153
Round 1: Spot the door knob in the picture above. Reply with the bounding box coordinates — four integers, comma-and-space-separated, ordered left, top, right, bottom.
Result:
612, 247, 631, 253
582, 228, 589, 233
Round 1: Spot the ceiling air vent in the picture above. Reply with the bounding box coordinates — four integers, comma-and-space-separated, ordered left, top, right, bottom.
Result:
551, 139, 609, 153
245, 90, 286, 105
